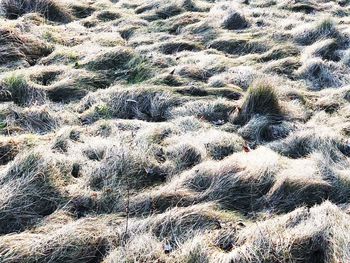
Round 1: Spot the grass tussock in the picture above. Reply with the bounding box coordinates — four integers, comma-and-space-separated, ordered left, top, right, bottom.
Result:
89, 142, 167, 191
0, 150, 63, 233
82, 47, 153, 83
0, 216, 119, 262
136, 0, 201, 21
165, 142, 204, 170
195, 202, 350, 262
303, 38, 342, 62
208, 37, 268, 55
0, 139, 19, 165
258, 44, 300, 62
171, 98, 235, 123
296, 58, 347, 89
2, 73, 46, 106
159, 40, 201, 54
1, 0, 350, 261
262, 57, 301, 79
238, 115, 293, 143
293, 18, 342, 45
231, 80, 283, 125
69, 2, 95, 19
268, 128, 348, 160
83, 47, 135, 72
45, 70, 109, 102
221, 11, 250, 30
2, 105, 59, 135
1, 67, 110, 104
281, 0, 320, 14
96, 10, 120, 22
0, 27, 52, 66
1, 0, 73, 23
81, 86, 182, 122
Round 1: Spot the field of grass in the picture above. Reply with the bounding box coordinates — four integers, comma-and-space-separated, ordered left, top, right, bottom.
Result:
1, 0, 350, 262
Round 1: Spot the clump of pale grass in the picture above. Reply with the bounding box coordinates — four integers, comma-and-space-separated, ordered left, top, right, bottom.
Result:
159, 40, 201, 54
0, 139, 19, 165
262, 57, 301, 79
296, 57, 347, 89
128, 203, 222, 246
293, 18, 342, 45
225, 201, 350, 262
165, 142, 205, 170
0, 27, 52, 67
163, 129, 244, 161
170, 98, 236, 123
3, 104, 59, 134
238, 115, 293, 143
208, 36, 268, 55
166, 147, 279, 212
81, 86, 182, 123
136, 0, 201, 21
280, 0, 320, 14
0, 150, 63, 233
1, 0, 73, 23
103, 234, 167, 263
95, 10, 120, 22
0, 215, 120, 262
268, 127, 349, 160
221, 11, 250, 30
258, 44, 300, 62
82, 46, 153, 83
2, 73, 46, 106
231, 80, 283, 125
302, 38, 342, 62
89, 141, 167, 191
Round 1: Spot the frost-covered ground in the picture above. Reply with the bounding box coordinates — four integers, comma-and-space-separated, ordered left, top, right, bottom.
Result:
1, 0, 350, 262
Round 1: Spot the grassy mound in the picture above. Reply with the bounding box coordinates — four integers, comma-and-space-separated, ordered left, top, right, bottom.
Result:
296, 58, 347, 89
231, 81, 283, 125
0, 151, 63, 233
1, 0, 73, 22
293, 19, 343, 45
0, 139, 19, 165
1, 0, 350, 261
0, 27, 52, 66
89, 142, 167, 191
221, 11, 250, 30
81, 86, 182, 122
2, 105, 59, 134
208, 37, 268, 55
2, 73, 46, 106
269, 128, 348, 160
179, 202, 350, 262
238, 115, 293, 143
171, 98, 235, 122
0, 216, 119, 262
82, 47, 153, 83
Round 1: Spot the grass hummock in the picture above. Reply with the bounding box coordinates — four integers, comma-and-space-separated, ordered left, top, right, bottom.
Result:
0, 0, 350, 262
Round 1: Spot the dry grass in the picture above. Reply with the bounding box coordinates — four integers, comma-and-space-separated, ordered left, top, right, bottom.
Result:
1, 0, 350, 262
0, 27, 53, 67
1, 0, 73, 22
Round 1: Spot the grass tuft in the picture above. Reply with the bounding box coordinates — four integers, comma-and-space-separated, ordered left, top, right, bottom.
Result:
0, 150, 63, 233
0, 27, 53, 66
293, 18, 342, 45
1, 0, 73, 23
1, 1, 350, 262
3, 73, 46, 106
221, 11, 250, 30
231, 80, 282, 125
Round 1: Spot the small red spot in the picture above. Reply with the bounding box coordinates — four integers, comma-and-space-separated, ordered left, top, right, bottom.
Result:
243, 142, 251, 152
